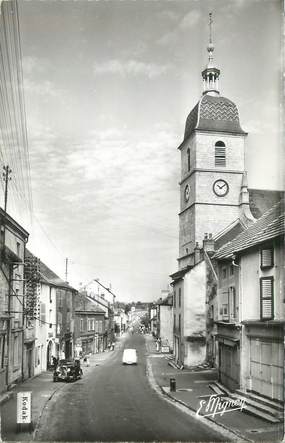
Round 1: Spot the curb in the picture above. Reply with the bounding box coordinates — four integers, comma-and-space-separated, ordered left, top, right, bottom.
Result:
146, 357, 253, 443
32, 382, 67, 441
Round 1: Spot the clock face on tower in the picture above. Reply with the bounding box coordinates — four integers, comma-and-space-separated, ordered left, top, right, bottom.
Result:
184, 184, 190, 202
213, 179, 229, 197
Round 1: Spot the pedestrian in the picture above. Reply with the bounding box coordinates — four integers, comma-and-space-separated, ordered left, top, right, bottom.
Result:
52, 356, 58, 368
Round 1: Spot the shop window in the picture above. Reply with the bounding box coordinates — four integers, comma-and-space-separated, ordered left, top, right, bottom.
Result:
215, 141, 226, 166
260, 277, 274, 320
260, 247, 274, 269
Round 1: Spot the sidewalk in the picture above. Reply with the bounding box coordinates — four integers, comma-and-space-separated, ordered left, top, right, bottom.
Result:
145, 335, 284, 442
0, 350, 114, 441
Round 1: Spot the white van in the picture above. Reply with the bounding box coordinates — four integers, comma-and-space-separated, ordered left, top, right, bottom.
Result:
122, 348, 138, 365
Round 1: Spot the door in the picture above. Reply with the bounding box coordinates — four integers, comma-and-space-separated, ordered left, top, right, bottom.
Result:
47, 341, 53, 369
250, 338, 283, 401
219, 344, 240, 391
27, 349, 32, 378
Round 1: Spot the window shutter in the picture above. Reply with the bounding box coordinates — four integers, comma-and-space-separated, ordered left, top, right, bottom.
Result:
261, 248, 274, 268
260, 278, 273, 320
40, 303, 46, 324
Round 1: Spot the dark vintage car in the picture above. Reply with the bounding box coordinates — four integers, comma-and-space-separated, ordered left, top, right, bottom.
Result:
53, 359, 83, 382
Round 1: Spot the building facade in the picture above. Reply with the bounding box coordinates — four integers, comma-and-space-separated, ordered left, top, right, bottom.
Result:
0, 209, 28, 392
74, 292, 106, 356
213, 201, 284, 401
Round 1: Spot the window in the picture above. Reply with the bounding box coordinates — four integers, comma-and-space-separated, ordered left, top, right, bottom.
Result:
228, 286, 236, 321
173, 291, 176, 308
215, 141, 226, 166
16, 242, 20, 257
40, 303, 46, 325
49, 287, 52, 303
229, 265, 234, 276
222, 304, 228, 320
178, 288, 181, 308
222, 267, 227, 279
174, 314, 176, 330
260, 247, 274, 269
178, 314, 181, 332
187, 148, 190, 172
260, 277, 274, 320
13, 335, 19, 366
80, 318, 84, 332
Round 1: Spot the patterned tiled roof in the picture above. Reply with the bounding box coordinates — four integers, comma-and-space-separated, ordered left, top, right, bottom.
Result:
213, 200, 284, 260
184, 94, 246, 140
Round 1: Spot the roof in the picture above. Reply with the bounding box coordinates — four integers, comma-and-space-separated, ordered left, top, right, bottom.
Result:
248, 189, 284, 219
184, 94, 246, 141
0, 207, 29, 239
170, 265, 193, 282
26, 249, 76, 291
213, 200, 284, 260
158, 294, 173, 306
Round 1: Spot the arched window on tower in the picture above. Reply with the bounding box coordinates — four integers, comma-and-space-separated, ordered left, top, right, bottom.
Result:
187, 148, 190, 172
215, 141, 226, 166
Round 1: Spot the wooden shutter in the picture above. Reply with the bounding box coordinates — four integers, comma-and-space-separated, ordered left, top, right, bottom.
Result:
260, 277, 273, 320
40, 303, 46, 324
261, 248, 274, 268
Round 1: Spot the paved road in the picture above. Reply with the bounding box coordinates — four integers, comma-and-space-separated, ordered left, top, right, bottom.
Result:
36, 333, 227, 442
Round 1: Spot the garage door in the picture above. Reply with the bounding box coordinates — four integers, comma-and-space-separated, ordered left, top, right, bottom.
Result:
250, 339, 283, 401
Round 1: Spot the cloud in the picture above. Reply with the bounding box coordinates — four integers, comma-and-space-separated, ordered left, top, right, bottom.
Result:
157, 9, 201, 47
180, 10, 201, 30
93, 59, 172, 78
24, 78, 61, 98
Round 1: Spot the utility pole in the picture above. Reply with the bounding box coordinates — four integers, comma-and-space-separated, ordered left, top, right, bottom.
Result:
3, 165, 12, 213
65, 258, 68, 283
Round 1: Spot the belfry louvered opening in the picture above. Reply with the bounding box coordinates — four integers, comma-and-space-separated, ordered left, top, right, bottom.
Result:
260, 277, 274, 320
215, 141, 226, 166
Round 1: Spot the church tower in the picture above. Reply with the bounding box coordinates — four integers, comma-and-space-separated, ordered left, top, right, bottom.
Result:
178, 13, 247, 269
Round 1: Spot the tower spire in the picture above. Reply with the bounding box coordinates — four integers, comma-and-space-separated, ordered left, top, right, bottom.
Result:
202, 12, 220, 96
207, 12, 214, 65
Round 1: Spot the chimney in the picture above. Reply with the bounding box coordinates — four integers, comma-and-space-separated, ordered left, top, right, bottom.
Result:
194, 242, 201, 264
203, 232, 215, 252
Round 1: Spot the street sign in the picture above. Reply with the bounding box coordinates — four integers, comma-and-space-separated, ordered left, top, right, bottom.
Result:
17, 392, 32, 424
161, 346, 170, 353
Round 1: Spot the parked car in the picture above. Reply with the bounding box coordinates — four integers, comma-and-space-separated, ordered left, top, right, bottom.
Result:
53, 359, 83, 382
122, 348, 137, 365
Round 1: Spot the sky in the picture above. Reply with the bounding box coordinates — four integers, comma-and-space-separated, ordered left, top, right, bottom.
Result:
13, 0, 283, 303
